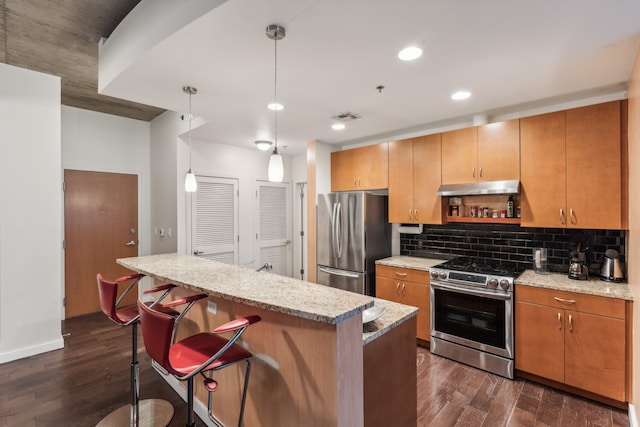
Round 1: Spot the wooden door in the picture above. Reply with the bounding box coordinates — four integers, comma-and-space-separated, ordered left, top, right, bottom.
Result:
402, 280, 430, 341
357, 143, 389, 190
64, 170, 138, 318
413, 134, 442, 224
564, 310, 626, 401
375, 276, 402, 304
441, 127, 477, 184
514, 301, 564, 383
388, 139, 414, 223
331, 149, 357, 191
520, 111, 567, 227
477, 119, 520, 181
566, 101, 622, 229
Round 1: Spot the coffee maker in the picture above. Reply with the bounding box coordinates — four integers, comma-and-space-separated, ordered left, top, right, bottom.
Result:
568, 233, 590, 280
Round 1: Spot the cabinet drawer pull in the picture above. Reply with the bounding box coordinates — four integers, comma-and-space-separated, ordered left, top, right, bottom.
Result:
557, 312, 562, 330
560, 208, 565, 225
394, 272, 408, 277
554, 297, 576, 304
396, 283, 401, 296
568, 314, 573, 333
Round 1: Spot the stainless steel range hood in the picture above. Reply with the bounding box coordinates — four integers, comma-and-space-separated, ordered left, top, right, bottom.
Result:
437, 180, 520, 196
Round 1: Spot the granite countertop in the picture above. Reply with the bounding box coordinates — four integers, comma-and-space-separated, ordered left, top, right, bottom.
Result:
515, 270, 633, 301
118, 253, 374, 325
375, 255, 445, 271
362, 298, 418, 345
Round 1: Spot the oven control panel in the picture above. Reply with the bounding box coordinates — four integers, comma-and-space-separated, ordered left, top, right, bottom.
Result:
430, 269, 513, 291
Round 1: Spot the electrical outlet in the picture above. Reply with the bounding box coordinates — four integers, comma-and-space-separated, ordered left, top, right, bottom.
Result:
207, 301, 217, 315
166, 228, 172, 237
159, 228, 165, 237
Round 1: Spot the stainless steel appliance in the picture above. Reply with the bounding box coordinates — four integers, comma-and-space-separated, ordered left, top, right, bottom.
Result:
316, 192, 390, 295
430, 257, 522, 379
600, 248, 625, 282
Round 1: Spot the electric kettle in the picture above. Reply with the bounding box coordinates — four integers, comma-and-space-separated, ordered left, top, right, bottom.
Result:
600, 249, 625, 282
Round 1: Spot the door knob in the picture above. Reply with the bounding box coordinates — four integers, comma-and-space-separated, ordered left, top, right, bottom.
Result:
125, 240, 136, 246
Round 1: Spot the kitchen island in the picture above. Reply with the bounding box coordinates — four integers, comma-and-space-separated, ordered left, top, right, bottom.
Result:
118, 253, 418, 427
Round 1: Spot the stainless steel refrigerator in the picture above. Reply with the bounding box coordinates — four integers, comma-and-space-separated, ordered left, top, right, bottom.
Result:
316, 192, 391, 295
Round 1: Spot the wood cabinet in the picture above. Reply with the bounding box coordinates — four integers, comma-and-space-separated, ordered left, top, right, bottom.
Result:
376, 265, 430, 341
515, 285, 628, 402
441, 119, 520, 184
331, 143, 388, 191
520, 101, 624, 229
388, 135, 442, 224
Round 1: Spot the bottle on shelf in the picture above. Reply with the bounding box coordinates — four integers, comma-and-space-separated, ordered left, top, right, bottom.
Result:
506, 195, 514, 218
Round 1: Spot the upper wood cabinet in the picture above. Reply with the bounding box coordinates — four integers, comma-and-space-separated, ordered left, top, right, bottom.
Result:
521, 101, 624, 229
441, 119, 520, 184
331, 143, 388, 191
388, 135, 442, 224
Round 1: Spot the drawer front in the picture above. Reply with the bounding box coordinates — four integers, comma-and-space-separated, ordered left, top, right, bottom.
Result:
376, 265, 430, 284
515, 285, 625, 319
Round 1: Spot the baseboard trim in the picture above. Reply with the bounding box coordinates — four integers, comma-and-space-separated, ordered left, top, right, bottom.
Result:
0, 337, 64, 364
629, 403, 637, 427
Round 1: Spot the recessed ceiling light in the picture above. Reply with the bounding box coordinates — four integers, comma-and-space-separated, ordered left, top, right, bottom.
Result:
398, 46, 423, 61
267, 102, 284, 111
332, 123, 346, 130
451, 91, 471, 100
254, 140, 272, 151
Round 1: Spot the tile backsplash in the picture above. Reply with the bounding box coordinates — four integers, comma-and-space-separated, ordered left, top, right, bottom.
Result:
400, 223, 626, 275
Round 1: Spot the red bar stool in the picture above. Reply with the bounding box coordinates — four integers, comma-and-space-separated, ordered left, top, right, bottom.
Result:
137, 298, 260, 427
96, 273, 179, 427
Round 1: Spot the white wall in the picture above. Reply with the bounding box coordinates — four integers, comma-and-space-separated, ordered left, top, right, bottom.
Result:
0, 64, 63, 363
62, 106, 151, 257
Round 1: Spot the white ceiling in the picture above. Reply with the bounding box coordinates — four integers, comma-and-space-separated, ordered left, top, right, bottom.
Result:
98, 0, 640, 155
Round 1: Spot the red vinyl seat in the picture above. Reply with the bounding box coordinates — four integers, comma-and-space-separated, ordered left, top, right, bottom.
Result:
137, 299, 260, 427
96, 273, 179, 426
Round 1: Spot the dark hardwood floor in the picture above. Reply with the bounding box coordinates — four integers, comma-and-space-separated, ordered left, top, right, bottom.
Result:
0, 313, 630, 426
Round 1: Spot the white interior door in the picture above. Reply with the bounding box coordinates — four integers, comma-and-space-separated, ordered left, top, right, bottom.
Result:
191, 176, 239, 264
255, 181, 291, 276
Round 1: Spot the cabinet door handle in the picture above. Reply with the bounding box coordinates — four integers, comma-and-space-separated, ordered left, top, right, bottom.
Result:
479, 166, 483, 179
414, 209, 418, 220
559, 208, 565, 225
396, 283, 401, 296
408, 209, 413, 220
354, 178, 358, 187
394, 272, 407, 277
568, 314, 573, 333
402, 283, 406, 297
472, 167, 476, 179
357, 177, 361, 188
569, 208, 576, 225
554, 297, 576, 304
557, 312, 562, 330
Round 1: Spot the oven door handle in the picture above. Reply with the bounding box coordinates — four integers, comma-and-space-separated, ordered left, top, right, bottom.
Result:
431, 281, 512, 301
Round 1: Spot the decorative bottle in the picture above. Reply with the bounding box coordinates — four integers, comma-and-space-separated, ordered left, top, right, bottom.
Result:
506, 195, 514, 218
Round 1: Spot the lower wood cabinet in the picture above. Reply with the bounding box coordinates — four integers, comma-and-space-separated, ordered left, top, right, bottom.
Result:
376, 265, 430, 342
515, 285, 628, 402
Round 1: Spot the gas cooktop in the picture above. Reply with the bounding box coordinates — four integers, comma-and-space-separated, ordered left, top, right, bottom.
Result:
433, 256, 524, 278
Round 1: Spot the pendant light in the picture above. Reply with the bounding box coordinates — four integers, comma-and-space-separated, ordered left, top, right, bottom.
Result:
183, 86, 198, 192
266, 24, 285, 183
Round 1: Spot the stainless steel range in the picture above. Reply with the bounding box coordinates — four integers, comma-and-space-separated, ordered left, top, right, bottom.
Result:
429, 257, 522, 379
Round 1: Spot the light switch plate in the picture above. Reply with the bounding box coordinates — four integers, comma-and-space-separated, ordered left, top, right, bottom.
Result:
207, 301, 217, 315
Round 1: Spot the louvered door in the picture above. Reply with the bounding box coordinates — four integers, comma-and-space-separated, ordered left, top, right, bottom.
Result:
256, 181, 291, 276
191, 176, 238, 264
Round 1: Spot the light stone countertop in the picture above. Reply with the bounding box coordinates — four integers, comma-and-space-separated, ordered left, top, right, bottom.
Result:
118, 253, 374, 324
362, 298, 418, 345
515, 270, 633, 301
375, 255, 446, 271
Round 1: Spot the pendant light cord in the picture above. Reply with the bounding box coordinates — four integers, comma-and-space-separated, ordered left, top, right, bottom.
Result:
273, 34, 278, 152
188, 90, 193, 169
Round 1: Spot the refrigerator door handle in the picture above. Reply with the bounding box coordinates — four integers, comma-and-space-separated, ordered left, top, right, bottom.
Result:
331, 202, 338, 256
336, 202, 343, 259
318, 266, 360, 278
